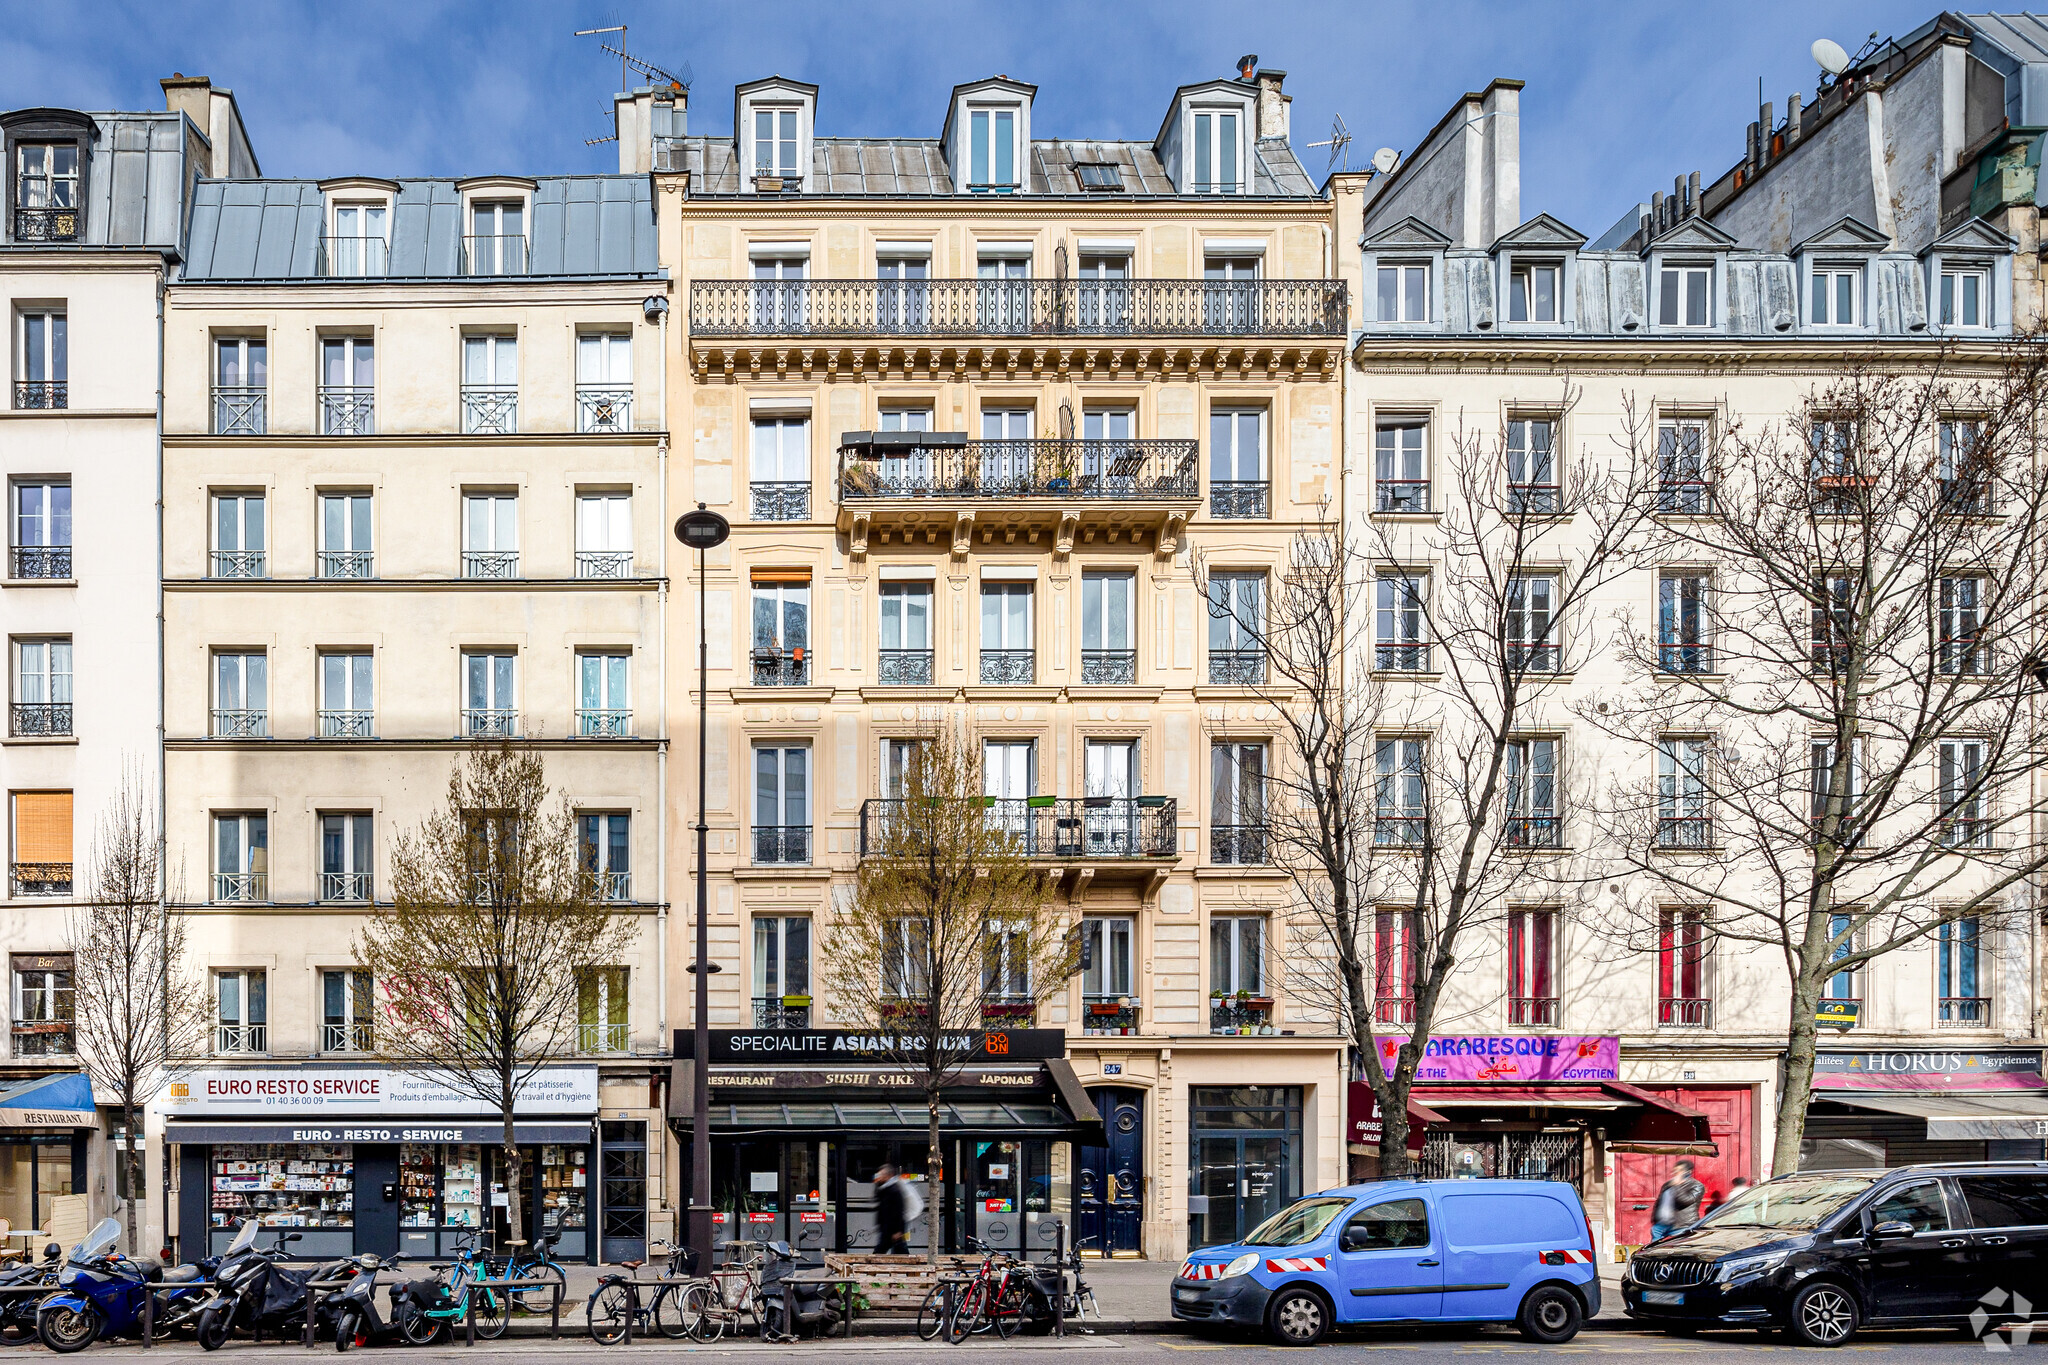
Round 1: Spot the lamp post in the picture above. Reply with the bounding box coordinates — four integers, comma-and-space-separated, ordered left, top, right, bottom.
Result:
673, 503, 729, 1263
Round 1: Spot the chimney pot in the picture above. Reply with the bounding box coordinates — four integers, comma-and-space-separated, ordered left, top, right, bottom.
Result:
1237, 53, 1259, 80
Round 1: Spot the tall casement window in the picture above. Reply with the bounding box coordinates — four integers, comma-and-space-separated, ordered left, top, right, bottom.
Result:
576, 492, 633, 578
752, 917, 811, 1027
461, 333, 518, 433
750, 572, 811, 686
1080, 571, 1136, 684
979, 581, 1033, 683
753, 107, 799, 179
462, 651, 517, 737
15, 142, 79, 237
1657, 908, 1712, 1027
327, 202, 388, 276
12, 638, 72, 737
1507, 260, 1560, 323
968, 108, 1017, 190
1209, 915, 1264, 998
1657, 260, 1713, 327
1507, 908, 1558, 1025
577, 968, 628, 1053
1502, 738, 1559, 847
214, 969, 267, 1053
321, 969, 374, 1052
1075, 254, 1130, 330
1373, 909, 1417, 1023
983, 739, 1035, 843
319, 652, 373, 738
1373, 737, 1426, 846
1211, 742, 1267, 866
319, 812, 372, 904
461, 492, 517, 579
12, 953, 74, 1057
9, 792, 72, 898
1657, 573, 1710, 673
211, 651, 268, 738
14, 308, 65, 409
575, 331, 632, 433
214, 336, 267, 434
1209, 408, 1266, 518
578, 811, 631, 901
1080, 917, 1136, 1032
1938, 738, 1990, 847
878, 580, 933, 684
576, 652, 630, 737
1504, 575, 1559, 672
1823, 912, 1860, 1021
1191, 109, 1240, 193
1938, 419, 1989, 513
1506, 418, 1558, 513
753, 745, 810, 865
1374, 572, 1430, 671
11, 480, 70, 580
466, 200, 525, 274
749, 416, 810, 522
318, 491, 372, 579
1937, 918, 1987, 1025
319, 335, 374, 434
881, 737, 928, 799
1374, 418, 1428, 511
1205, 571, 1264, 685
212, 813, 268, 904
1656, 418, 1711, 512
876, 255, 931, 331
1810, 574, 1858, 676
1938, 576, 1987, 675
211, 492, 266, 579
1656, 738, 1711, 848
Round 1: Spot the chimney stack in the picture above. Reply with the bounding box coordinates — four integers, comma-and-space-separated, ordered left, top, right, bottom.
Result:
161, 74, 255, 178
1237, 53, 1258, 80
612, 84, 688, 176
1254, 68, 1290, 141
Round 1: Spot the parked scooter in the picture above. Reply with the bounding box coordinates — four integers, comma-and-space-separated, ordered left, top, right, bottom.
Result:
758, 1240, 842, 1341
194, 1221, 328, 1350
144, 1239, 228, 1339
320, 1253, 390, 1352
36, 1217, 169, 1353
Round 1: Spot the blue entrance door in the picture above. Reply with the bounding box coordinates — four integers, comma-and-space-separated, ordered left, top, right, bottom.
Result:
1078, 1087, 1144, 1255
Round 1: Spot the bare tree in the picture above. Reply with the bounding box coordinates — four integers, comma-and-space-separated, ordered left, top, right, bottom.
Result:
69, 766, 207, 1253
1583, 347, 2048, 1175
356, 745, 638, 1248
1201, 396, 1660, 1174
818, 725, 1077, 1262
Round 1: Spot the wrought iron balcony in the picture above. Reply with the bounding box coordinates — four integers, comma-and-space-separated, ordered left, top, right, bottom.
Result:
210, 550, 266, 579
751, 649, 811, 687
1656, 816, 1713, 849
1508, 482, 1562, 515
1081, 999, 1141, 1035
750, 481, 811, 521
1374, 643, 1432, 672
1374, 995, 1418, 1025
1510, 996, 1560, 1026
1208, 649, 1266, 686
752, 996, 812, 1029
462, 708, 519, 738
9, 863, 71, 898
980, 649, 1034, 684
12, 1022, 73, 1057
1657, 997, 1713, 1028
1211, 825, 1268, 865
1374, 814, 1427, 847
878, 649, 934, 685
597, 870, 632, 902
1938, 636, 1988, 676
461, 385, 518, 434
982, 996, 1037, 1027
212, 386, 267, 435
319, 236, 388, 278
462, 235, 529, 276
753, 825, 812, 865
211, 709, 268, 738
578, 1022, 628, 1053
321, 1022, 374, 1053
13, 207, 79, 241
319, 872, 371, 903
1658, 644, 1713, 674
1080, 650, 1136, 684
1209, 997, 1274, 1035
1656, 479, 1714, 514
320, 386, 375, 435
1210, 481, 1269, 519
462, 550, 519, 579
10, 703, 70, 737
1375, 480, 1431, 514
1505, 642, 1561, 673
1938, 478, 1995, 516
212, 873, 267, 903
576, 386, 632, 433
10, 546, 70, 579
215, 1023, 267, 1053
838, 433, 1198, 503
1940, 816, 1992, 848
319, 709, 373, 738
1938, 996, 1991, 1027
577, 708, 632, 738
13, 382, 66, 410
690, 277, 1348, 338
575, 550, 635, 578
318, 550, 374, 579
859, 796, 1178, 861
1504, 815, 1562, 849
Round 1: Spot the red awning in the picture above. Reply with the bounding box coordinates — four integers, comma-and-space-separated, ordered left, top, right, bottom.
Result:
1406, 1081, 1717, 1157
1412, 1086, 1624, 1108
1603, 1080, 1718, 1156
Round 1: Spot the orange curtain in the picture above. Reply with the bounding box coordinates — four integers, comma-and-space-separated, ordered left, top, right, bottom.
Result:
12, 792, 72, 862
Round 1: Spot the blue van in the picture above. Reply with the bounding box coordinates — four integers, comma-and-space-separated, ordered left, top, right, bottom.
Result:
1170, 1179, 1599, 1345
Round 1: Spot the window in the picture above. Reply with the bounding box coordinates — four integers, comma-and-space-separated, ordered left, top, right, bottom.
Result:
1811, 574, 1857, 676
579, 812, 631, 901
1657, 908, 1711, 1026
321, 969, 373, 1052
1810, 738, 1863, 844
1506, 418, 1558, 513
1374, 418, 1428, 512
11, 480, 69, 579
327, 202, 388, 276
1211, 742, 1267, 865
1937, 918, 1986, 1025
1657, 574, 1710, 673
1374, 737, 1426, 845
214, 969, 266, 1053
1941, 266, 1989, 329
749, 416, 810, 522
1209, 408, 1266, 518
1810, 418, 1862, 511
15, 143, 78, 236
576, 652, 630, 737
1508, 261, 1560, 323
883, 917, 932, 1002
1342, 1199, 1430, 1250
1074, 162, 1123, 191
1939, 576, 1986, 675
980, 582, 1033, 683
1376, 262, 1430, 323
1508, 909, 1557, 1025
1374, 572, 1429, 671
754, 746, 810, 865
1191, 109, 1241, 193
319, 336, 374, 435
462, 492, 517, 578
319, 652, 373, 738
753, 107, 800, 179
968, 107, 1018, 190
1206, 571, 1264, 685
578, 967, 628, 1053
881, 737, 928, 798
752, 254, 809, 331
213, 814, 268, 904
878, 580, 933, 684
983, 921, 1033, 1008
1202, 254, 1260, 332
461, 333, 518, 433
752, 917, 811, 1027
318, 492, 372, 579
1656, 739, 1710, 848
1079, 405, 1135, 486
876, 255, 931, 330
12, 638, 70, 737
12, 955, 73, 1057
320, 811, 371, 904
1504, 576, 1559, 672
1956, 1176, 2048, 1230
1938, 739, 1989, 847
575, 332, 632, 433
1080, 916, 1133, 1001
1083, 739, 1140, 855
1657, 261, 1713, 327
214, 337, 266, 434
9, 792, 71, 898
212, 651, 267, 738
983, 739, 1035, 841
14, 309, 65, 409
1823, 912, 1860, 1014
1074, 255, 1131, 333
576, 492, 633, 578
751, 576, 811, 686
1373, 909, 1417, 1023
1080, 571, 1136, 684
211, 492, 265, 579
1938, 419, 1989, 513
466, 201, 525, 275
1503, 738, 1559, 847
975, 255, 1031, 334
1869, 1181, 1951, 1233
462, 651, 517, 737
1209, 916, 1264, 995
977, 405, 1034, 490
1809, 265, 1860, 326
1656, 419, 1711, 513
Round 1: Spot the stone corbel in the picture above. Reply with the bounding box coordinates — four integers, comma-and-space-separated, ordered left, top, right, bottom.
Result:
1156, 511, 1188, 559
848, 509, 871, 561
951, 509, 977, 559
1144, 865, 1170, 908
1070, 867, 1095, 907
1054, 509, 1080, 559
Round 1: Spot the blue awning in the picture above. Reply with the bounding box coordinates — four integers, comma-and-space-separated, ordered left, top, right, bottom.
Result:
0, 1073, 96, 1128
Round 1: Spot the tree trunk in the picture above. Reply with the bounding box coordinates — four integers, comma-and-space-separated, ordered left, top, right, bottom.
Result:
926, 1089, 941, 1267
122, 1098, 141, 1255
1773, 975, 1826, 1178
502, 1102, 524, 1250
1375, 1077, 1414, 1178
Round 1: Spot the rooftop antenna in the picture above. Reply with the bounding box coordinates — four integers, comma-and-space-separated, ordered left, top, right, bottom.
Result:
1812, 37, 1851, 85
1307, 113, 1352, 174
575, 24, 692, 148
576, 24, 630, 94
1370, 146, 1399, 176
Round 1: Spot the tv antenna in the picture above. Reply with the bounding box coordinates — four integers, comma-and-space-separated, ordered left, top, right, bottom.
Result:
1307, 113, 1352, 174
575, 24, 692, 147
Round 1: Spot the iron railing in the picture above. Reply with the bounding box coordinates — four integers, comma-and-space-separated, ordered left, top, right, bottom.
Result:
210, 550, 266, 579
10, 703, 70, 737
859, 796, 1178, 860
1658, 997, 1713, 1028
1658, 644, 1713, 674
1374, 814, 1427, 846
461, 385, 518, 434
321, 1022, 374, 1052
690, 277, 1348, 338
319, 872, 371, 903
462, 708, 519, 738
576, 387, 632, 433
752, 996, 812, 1029
1374, 643, 1432, 671
1938, 478, 1995, 516
1080, 650, 1136, 684
839, 435, 1198, 502
215, 1023, 267, 1053
1941, 816, 1992, 848
11, 1022, 73, 1057
1374, 996, 1418, 1025
1510, 996, 1560, 1026
212, 386, 267, 435
462, 235, 529, 276
878, 650, 934, 685
1209, 998, 1273, 1034
1508, 483, 1562, 515
1376, 480, 1431, 513
980, 649, 1035, 684
1939, 996, 1992, 1026
13, 207, 79, 241
318, 550, 374, 579
751, 650, 811, 686
750, 481, 811, 521
1210, 481, 1269, 519
8, 863, 71, 898
1939, 636, 1988, 676
1656, 816, 1713, 848
319, 709, 373, 738
1080, 999, 1141, 1034
597, 871, 631, 902
13, 382, 65, 410
577, 708, 632, 738
1208, 650, 1266, 686
1657, 479, 1715, 514
576, 550, 635, 578
1505, 642, 1561, 673
211, 709, 268, 738
578, 1023, 628, 1053
320, 386, 375, 435
212, 873, 266, 903
462, 550, 519, 579
982, 997, 1037, 1027
10, 546, 70, 579
1212, 825, 1268, 865
753, 825, 812, 865
318, 236, 388, 277
1504, 815, 1562, 848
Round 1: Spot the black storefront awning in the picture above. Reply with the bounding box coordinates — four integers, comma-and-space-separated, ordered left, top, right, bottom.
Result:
708, 1098, 1082, 1136
166, 1120, 593, 1144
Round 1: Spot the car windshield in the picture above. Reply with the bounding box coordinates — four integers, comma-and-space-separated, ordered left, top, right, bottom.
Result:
69, 1217, 120, 1265
1243, 1197, 1353, 1247
1703, 1175, 1875, 1231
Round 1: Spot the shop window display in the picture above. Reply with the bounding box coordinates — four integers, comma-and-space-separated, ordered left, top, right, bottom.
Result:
210, 1143, 352, 1229
537, 1144, 587, 1235
443, 1145, 483, 1230
399, 1144, 438, 1228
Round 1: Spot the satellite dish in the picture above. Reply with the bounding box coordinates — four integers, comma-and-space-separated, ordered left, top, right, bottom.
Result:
1371, 146, 1399, 175
1812, 38, 1851, 75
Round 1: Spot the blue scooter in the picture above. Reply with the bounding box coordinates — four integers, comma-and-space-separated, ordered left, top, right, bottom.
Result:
37, 1216, 183, 1353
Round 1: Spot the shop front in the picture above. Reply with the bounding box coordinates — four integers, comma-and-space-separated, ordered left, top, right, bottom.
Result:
670, 1028, 1101, 1257
0, 1072, 97, 1236
1802, 1047, 2048, 1169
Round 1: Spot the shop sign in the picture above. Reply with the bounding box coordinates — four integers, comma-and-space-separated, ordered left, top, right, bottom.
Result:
163, 1121, 590, 1144
156, 1065, 599, 1117
708, 1067, 1045, 1092
675, 1028, 1066, 1064
1379, 1035, 1619, 1083
1814, 1049, 2042, 1083
747, 1212, 776, 1225
1345, 1083, 1427, 1154
1815, 1000, 1860, 1030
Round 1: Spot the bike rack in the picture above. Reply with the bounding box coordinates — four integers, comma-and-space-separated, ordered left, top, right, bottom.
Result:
462, 1274, 565, 1344
591, 1274, 695, 1346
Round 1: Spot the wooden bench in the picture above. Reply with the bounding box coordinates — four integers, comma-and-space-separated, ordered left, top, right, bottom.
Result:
822, 1253, 976, 1314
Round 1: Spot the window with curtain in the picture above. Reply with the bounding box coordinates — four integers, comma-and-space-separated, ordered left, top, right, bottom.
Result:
577, 967, 628, 1053
578, 812, 631, 901
754, 746, 810, 864
1080, 571, 1135, 683
576, 492, 632, 577
462, 492, 517, 578
1373, 909, 1416, 1023
1508, 909, 1556, 1025
319, 811, 371, 903
577, 652, 630, 736
319, 652, 373, 737
1211, 742, 1267, 865
1937, 919, 1985, 1024
13, 638, 71, 735
1506, 418, 1557, 512
1374, 419, 1428, 511
879, 581, 932, 684
321, 969, 374, 1053
1374, 572, 1430, 670
1374, 737, 1426, 845
213, 651, 268, 737
1656, 738, 1710, 847
751, 576, 811, 685
1657, 908, 1711, 1026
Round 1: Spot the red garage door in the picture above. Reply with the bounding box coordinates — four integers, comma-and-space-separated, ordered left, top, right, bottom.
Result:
1615, 1086, 1753, 1248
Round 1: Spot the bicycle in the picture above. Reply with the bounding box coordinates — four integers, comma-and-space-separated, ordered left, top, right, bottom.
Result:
491, 1232, 568, 1314
682, 1240, 767, 1342
915, 1272, 974, 1342
947, 1238, 1030, 1342
392, 1234, 506, 1344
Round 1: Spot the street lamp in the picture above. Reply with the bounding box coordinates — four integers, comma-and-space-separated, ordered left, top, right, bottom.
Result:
673, 503, 729, 1263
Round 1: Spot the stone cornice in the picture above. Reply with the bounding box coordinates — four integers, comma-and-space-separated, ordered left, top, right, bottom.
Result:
690, 341, 1341, 384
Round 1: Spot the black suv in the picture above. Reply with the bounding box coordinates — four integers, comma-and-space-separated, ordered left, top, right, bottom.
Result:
1623, 1162, 2048, 1346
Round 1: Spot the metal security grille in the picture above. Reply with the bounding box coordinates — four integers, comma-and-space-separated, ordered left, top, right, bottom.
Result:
1420, 1130, 1584, 1189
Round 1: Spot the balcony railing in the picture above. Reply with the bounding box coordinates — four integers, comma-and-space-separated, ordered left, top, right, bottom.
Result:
13, 207, 79, 241
878, 649, 933, 685
980, 649, 1034, 684
13, 382, 66, 410
462, 235, 529, 276
12, 1022, 73, 1057
752, 649, 811, 687
320, 386, 375, 435
577, 708, 633, 738
839, 434, 1198, 503
462, 550, 519, 579
1510, 996, 1560, 1026
8, 863, 71, 898
462, 708, 519, 738
597, 871, 632, 902
576, 550, 635, 578
10, 703, 71, 737
1657, 480, 1714, 515
1658, 644, 1713, 674
212, 873, 266, 903
1374, 643, 1432, 672
1080, 650, 1136, 684
754, 825, 812, 865
1656, 816, 1713, 849
1210, 481, 1269, 519
1508, 483, 1562, 515
1081, 999, 1141, 1035
1209, 997, 1274, 1035
752, 996, 813, 1029
1212, 825, 1269, 865
212, 386, 267, 435
1941, 816, 1992, 848
319, 236, 388, 277
1375, 480, 1431, 514
1938, 638, 1988, 676
318, 550, 374, 579
691, 277, 1349, 338
211, 709, 268, 738
1208, 649, 1266, 686
319, 871, 371, 903
578, 1022, 628, 1054
859, 796, 1178, 860
321, 1022, 374, 1052
576, 387, 632, 433
1938, 478, 1995, 516
215, 1023, 267, 1054
1658, 997, 1713, 1028
1374, 995, 1418, 1025
461, 385, 518, 434
1939, 996, 1992, 1026
1374, 814, 1427, 847
210, 550, 267, 579
319, 709, 373, 738
982, 997, 1037, 1027
1504, 815, 1562, 849
750, 481, 811, 521
10, 546, 70, 579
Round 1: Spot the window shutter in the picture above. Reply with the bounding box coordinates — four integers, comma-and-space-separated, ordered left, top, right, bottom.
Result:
750, 568, 812, 584
12, 792, 72, 863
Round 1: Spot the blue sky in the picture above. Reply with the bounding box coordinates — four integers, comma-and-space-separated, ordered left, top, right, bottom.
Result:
3, 0, 1947, 239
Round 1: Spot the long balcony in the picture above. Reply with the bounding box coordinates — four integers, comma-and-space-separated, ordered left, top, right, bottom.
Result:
9, 863, 71, 898
10, 546, 70, 579
691, 277, 1347, 339
858, 796, 1178, 862
10, 703, 71, 737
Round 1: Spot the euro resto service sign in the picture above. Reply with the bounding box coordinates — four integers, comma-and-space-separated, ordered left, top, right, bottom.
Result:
156, 1065, 598, 1117
1378, 1034, 1620, 1083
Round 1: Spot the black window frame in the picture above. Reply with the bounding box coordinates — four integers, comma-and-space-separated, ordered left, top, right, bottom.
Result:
1, 110, 95, 244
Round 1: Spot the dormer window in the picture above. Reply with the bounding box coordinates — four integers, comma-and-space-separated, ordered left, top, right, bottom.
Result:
327, 201, 389, 278
467, 200, 525, 276
1191, 109, 1242, 194
1508, 261, 1559, 323
15, 144, 78, 240
1377, 262, 1430, 323
968, 108, 1019, 192
1941, 266, 1988, 328
1074, 162, 1123, 192
1809, 265, 1861, 327
1658, 262, 1713, 328
754, 108, 800, 180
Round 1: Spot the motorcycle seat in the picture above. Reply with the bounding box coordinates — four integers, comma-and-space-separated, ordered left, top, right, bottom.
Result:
160, 1264, 202, 1284
132, 1259, 164, 1282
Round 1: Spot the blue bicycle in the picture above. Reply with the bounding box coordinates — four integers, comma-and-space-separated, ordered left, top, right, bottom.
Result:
493, 1231, 568, 1313
388, 1233, 505, 1343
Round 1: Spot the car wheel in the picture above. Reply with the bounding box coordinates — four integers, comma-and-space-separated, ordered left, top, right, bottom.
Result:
1266, 1287, 1329, 1347
1516, 1285, 1583, 1344
1787, 1281, 1859, 1347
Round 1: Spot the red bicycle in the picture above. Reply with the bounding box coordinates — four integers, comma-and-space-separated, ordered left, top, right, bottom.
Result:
945, 1238, 1030, 1342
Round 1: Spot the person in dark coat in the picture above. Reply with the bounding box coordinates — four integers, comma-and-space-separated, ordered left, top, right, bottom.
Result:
873, 1164, 908, 1255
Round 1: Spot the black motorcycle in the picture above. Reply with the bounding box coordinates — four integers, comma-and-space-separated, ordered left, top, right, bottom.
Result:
316, 1253, 388, 1352
194, 1223, 340, 1350
0, 1243, 63, 1343
757, 1239, 842, 1342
